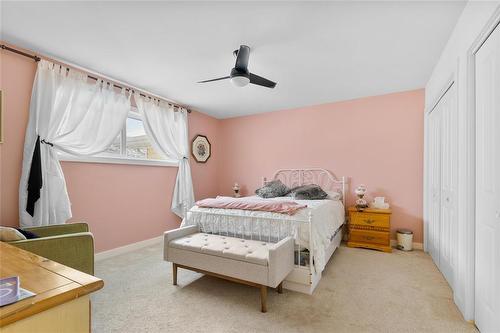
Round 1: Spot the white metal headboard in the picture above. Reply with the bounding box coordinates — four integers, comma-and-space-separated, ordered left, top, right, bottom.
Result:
263, 168, 347, 207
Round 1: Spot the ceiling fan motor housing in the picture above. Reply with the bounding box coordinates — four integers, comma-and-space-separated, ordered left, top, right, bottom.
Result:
230, 67, 250, 87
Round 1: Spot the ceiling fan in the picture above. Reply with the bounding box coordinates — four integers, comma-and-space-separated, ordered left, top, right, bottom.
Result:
197, 45, 277, 88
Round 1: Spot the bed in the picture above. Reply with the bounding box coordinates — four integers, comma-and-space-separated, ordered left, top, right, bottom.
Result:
181, 168, 347, 294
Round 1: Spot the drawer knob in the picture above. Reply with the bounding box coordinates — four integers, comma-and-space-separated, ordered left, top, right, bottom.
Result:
364, 236, 375, 241
364, 219, 375, 224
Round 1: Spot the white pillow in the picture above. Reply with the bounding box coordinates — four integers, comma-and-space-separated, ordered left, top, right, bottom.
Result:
326, 191, 342, 201
0, 227, 27, 242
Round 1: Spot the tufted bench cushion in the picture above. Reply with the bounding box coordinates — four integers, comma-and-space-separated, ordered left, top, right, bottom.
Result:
169, 233, 272, 266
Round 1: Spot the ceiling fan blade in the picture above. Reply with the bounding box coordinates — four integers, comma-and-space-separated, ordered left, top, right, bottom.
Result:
235, 45, 250, 71
197, 76, 230, 83
249, 73, 277, 88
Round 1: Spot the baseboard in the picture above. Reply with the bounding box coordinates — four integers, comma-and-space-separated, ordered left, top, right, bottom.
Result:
466, 320, 478, 330
95, 235, 163, 262
390, 239, 423, 250
94, 236, 422, 261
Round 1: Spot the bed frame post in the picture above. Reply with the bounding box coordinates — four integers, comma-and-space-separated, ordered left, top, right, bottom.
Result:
308, 211, 314, 270
183, 201, 188, 220
341, 176, 347, 209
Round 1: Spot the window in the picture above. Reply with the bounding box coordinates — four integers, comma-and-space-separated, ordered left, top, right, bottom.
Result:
126, 116, 163, 160
59, 108, 175, 167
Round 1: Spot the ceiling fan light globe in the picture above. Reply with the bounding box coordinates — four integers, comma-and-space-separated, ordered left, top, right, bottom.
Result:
231, 75, 250, 87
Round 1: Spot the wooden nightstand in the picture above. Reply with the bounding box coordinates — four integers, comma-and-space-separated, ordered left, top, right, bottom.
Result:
347, 207, 392, 253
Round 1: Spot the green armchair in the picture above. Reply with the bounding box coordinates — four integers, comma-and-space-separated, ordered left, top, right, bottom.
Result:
8, 223, 95, 275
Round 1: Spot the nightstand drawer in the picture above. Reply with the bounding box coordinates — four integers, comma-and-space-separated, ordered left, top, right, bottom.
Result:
350, 212, 390, 229
349, 229, 389, 246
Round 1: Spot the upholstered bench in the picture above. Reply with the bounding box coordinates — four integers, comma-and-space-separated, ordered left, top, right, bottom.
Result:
163, 225, 294, 312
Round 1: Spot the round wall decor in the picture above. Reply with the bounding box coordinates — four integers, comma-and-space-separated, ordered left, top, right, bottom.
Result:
191, 134, 211, 163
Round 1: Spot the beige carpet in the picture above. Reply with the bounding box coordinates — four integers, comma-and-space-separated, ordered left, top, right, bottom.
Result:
92, 243, 476, 333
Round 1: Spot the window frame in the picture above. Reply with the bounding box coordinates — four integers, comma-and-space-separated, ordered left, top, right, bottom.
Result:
58, 108, 177, 167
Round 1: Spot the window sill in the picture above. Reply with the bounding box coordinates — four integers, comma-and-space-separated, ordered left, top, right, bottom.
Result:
59, 154, 178, 167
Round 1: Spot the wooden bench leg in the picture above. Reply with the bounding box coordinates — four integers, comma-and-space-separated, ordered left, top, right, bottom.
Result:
173, 263, 178, 286
260, 285, 267, 313
277, 282, 283, 294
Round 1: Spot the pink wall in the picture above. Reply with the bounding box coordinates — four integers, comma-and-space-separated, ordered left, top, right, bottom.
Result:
0, 51, 35, 231
0, 49, 220, 252
0, 44, 425, 251
217, 90, 425, 242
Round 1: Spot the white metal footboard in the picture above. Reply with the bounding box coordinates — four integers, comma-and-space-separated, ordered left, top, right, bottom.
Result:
185, 208, 315, 270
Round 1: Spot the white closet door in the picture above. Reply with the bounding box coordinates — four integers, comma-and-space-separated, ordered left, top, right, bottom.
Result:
475, 22, 500, 333
428, 105, 441, 265
426, 82, 457, 288
439, 84, 457, 287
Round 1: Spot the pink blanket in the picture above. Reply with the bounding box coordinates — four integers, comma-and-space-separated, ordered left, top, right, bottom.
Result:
195, 196, 307, 215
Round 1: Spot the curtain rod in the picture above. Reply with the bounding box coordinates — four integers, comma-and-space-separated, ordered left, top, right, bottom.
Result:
0, 44, 192, 113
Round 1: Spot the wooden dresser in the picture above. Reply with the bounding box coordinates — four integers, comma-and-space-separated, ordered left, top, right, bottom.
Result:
347, 207, 392, 253
0, 242, 104, 332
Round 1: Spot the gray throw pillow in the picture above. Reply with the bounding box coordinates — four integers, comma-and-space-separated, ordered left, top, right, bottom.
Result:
289, 184, 328, 200
255, 180, 290, 198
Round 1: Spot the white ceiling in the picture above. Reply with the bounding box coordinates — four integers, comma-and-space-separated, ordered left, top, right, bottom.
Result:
1, 1, 465, 119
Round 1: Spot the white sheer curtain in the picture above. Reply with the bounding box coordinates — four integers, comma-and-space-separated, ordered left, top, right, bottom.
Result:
135, 94, 194, 217
19, 60, 131, 227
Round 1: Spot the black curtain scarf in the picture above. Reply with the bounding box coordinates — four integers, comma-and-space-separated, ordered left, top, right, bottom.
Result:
26, 136, 42, 216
